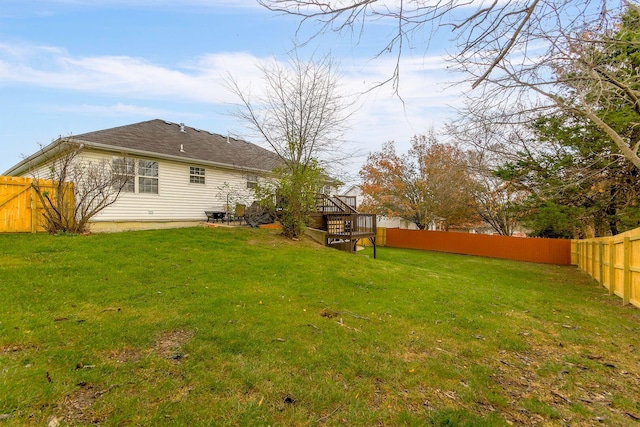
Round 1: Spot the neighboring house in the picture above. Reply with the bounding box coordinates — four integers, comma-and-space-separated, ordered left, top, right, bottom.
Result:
3, 119, 281, 232
341, 184, 419, 230
319, 176, 343, 197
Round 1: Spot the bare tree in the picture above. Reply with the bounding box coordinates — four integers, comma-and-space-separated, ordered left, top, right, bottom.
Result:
259, 0, 608, 90
30, 140, 130, 234
261, 1, 640, 172
451, 3, 640, 167
227, 54, 353, 238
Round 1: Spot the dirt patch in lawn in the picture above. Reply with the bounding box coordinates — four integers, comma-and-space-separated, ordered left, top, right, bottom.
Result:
486, 345, 640, 425
0, 343, 33, 354
393, 336, 640, 425
153, 329, 193, 361
56, 383, 116, 425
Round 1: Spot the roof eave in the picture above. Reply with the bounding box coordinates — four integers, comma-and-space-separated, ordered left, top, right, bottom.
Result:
2, 138, 68, 176
4, 137, 278, 176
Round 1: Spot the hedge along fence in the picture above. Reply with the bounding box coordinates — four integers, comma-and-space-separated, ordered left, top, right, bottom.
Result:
572, 228, 640, 308
0, 176, 74, 233
384, 228, 572, 265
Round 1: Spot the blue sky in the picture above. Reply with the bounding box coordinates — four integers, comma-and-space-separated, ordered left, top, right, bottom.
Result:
0, 0, 465, 180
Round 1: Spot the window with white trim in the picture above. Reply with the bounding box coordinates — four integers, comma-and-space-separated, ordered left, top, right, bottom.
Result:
138, 160, 159, 194
112, 157, 159, 194
190, 166, 205, 184
112, 157, 135, 192
246, 174, 258, 189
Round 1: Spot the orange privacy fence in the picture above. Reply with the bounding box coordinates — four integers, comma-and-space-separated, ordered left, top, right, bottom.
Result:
572, 229, 640, 308
0, 176, 73, 233
384, 228, 572, 265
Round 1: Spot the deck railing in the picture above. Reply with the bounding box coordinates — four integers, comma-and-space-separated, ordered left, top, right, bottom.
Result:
325, 213, 376, 236
334, 195, 357, 211
315, 194, 357, 214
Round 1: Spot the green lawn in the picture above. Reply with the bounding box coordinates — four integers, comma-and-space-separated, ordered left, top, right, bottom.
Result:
1, 227, 639, 426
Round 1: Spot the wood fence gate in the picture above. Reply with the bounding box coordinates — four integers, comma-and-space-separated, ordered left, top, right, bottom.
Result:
0, 176, 73, 233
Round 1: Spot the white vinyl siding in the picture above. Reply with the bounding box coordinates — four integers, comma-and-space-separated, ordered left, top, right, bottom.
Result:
68, 150, 263, 222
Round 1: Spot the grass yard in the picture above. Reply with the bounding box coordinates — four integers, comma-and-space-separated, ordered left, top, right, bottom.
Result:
1, 227, 639, 426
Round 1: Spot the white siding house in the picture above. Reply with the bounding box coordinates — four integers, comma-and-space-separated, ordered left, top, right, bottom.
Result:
3, 119, 281, 232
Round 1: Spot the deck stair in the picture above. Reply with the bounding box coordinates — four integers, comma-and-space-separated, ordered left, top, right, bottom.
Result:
313, 194, 377, 258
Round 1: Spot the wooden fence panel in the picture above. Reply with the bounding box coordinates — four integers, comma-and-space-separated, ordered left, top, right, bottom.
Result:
385, 228, 571, 265
0, 176, 36, 232
358, 227, 387, 247
0, 176, 73, 233
573, 229, 640, 308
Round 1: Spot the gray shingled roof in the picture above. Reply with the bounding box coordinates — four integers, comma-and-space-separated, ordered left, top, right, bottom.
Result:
72, 119, 281, 172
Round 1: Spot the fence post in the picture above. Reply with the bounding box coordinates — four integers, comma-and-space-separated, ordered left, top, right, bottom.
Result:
608, 241, 615, 296
623, 237, 631, 305
590, 242, 595, 278
30, 182, 37, 233
576, 242, 582, 269
585, 242, 590, 276
598, 242, 604, 286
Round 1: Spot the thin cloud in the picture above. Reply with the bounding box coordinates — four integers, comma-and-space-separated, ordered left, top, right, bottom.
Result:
0, 41, 466, 158
0, 40, 462, 105
0, 44, 222, 102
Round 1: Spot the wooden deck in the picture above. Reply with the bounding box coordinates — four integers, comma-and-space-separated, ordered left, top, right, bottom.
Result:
314, 195, 377, 258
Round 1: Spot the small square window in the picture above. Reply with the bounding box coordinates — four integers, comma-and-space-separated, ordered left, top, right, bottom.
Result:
190, 166, 205, 184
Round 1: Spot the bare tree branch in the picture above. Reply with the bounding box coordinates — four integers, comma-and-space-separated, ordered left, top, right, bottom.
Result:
226, 53, 354, 238
29, 140, 131, 233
